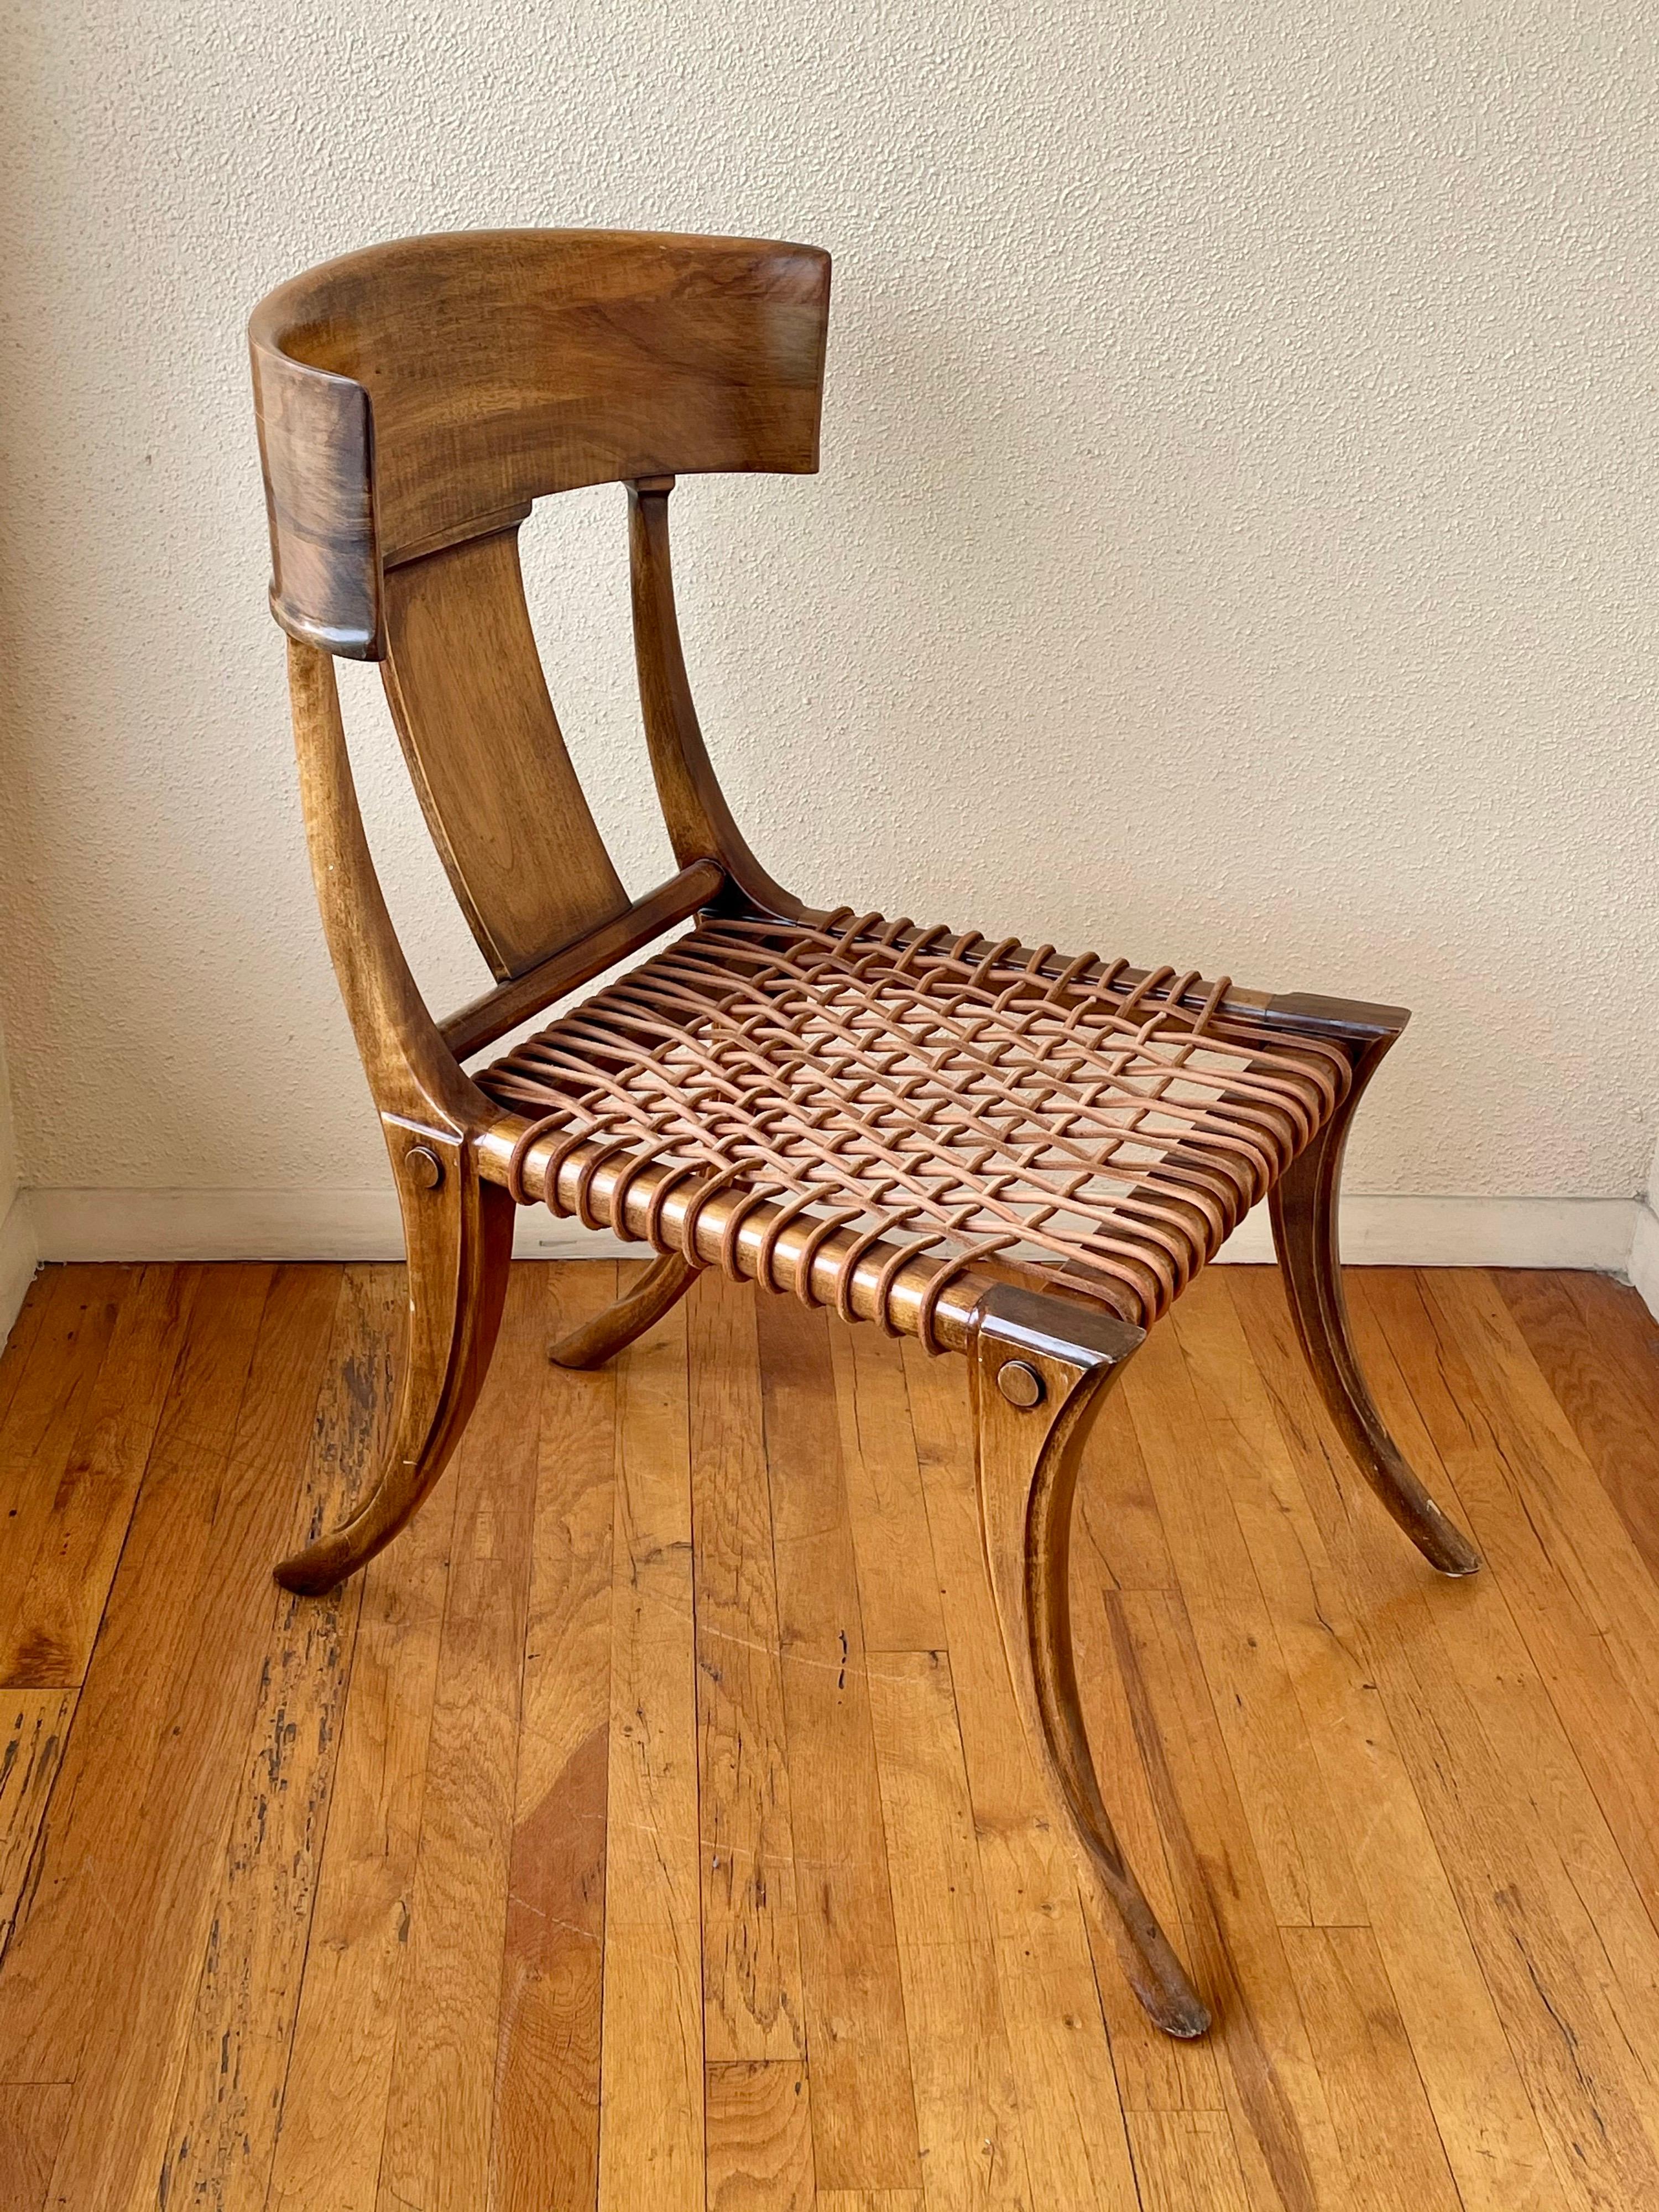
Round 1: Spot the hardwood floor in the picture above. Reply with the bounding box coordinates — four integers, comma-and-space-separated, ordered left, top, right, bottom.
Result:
2, 1258, 1658, 2210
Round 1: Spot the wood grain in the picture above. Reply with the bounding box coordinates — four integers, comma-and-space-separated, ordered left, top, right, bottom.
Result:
1497, 1269, 1659, 1580
380, 530, 629, 979
1228, 1265, 1561, 2212
252, 229, 829, 656
153, 1266, 390, 2210
867, 1648, 1031, 2212
690, 1270, 805, 2063
0, 1692, 75, 1943
0, 1267, 128, 1665
706, 2059, 815, 2212
597, 1282, 703, 2212
754, 1293, 921, 2195
828, 1322, 943, 1655
7, 1266, 340, 2208
374, 1267, 546, 2212
490, 1260, 618, 2212
0, 2083, 71, 2212
8, 1256, 1659, 2209
266, 1278, 459, 2212
1183, 1273, 1541, 2212
0, 1263, 196, 1687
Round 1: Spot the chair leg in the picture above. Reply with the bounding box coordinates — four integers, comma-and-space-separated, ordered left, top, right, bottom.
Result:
1268, 1050, 1480, 1578
275, 1121, 515, 1595
971, 1283, 1211, 2039
549, 1250, 701, 1369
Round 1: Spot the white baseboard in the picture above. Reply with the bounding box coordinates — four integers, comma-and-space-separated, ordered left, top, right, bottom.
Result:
1627, 1202, 1659, 1322
26, 1186, 646, 1265
1214, 1192, 1639, 1270
0, 1191, 41, 1344
19, 1185, 1641, 1273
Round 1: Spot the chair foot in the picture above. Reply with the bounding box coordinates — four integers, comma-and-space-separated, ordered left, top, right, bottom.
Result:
1269, 1047, 1480, 1578
275, 1124, 515, 1595
971, 1284, 1212, 2039
549, 1250, 701, 1369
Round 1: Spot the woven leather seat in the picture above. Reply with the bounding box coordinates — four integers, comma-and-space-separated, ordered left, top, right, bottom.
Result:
480, 909, 1352, 1340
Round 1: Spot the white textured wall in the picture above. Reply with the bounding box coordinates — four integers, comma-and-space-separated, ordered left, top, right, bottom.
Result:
1, 4, 1656, 1230
0, 1012, 34, 1337
0, 1019, 15, 1219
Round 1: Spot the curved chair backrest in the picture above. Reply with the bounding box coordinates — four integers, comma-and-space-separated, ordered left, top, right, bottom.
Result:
250, 229, 831, 984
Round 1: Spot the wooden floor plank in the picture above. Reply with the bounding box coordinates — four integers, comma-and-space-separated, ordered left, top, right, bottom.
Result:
1073, 1380, 1180, 1594
152, 1265, 393, 2212
0, 1263, 199, 1687
900, 1337, 1141, 2212
0, 1267, 130, 1656
1399, 1268, 1659, 1901
1187, 1271, 1550, 2212
0, 1691, 75, 1947
1125, 1319, 1365, 1930
691, 1270, 805, 2063
1336, 1272, 1659, 2209
1104, 1584, 1349, 2212
1126, 2109, 1256, 2212
0, 1270, 55, 1437
7, 1265, 341, 2210
827, 1321, 945, 1655
489, 1259, 619, 2212
1498, 1270, 1659, 1584
1358, 1275, 1659, 2025
597, 1285, 704, 2212
0, 2081, 72, 2212
867, 1647, 1031, 2212
266, 1285, 462, 2212
755, 1294, 921, 2196
813, 2193, 925, 2211
375, 1267, 547, 2212
0, 1264, 284, 2078
705, 2058, 815, 2211
1281, 1924, 1462, 2212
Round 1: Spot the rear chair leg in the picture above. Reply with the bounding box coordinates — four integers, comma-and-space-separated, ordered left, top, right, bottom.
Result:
971, 1283, 1211, 2038
1269, 1042, 1480, 1577
550, 1249, 701, 1369
275, 1120, 515, 1595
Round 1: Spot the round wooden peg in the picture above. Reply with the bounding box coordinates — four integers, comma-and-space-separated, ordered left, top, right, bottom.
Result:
405, 1144, 445, 1191
995, 1358, 1045, 1409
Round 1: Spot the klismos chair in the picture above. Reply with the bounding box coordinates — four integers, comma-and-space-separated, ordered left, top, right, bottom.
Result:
249, 229, 1480, 2041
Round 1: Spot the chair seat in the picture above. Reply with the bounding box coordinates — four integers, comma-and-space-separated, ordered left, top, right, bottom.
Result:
478, 907, 1353, 1328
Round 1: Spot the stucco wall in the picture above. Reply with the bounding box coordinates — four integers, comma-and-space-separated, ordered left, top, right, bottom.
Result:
0, 1019, 15, 1220
0, 1014, 33, 1337
0, 5, 1654, 1236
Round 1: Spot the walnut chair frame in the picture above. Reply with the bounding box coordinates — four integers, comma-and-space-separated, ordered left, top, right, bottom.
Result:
249, 229, 1479, 2042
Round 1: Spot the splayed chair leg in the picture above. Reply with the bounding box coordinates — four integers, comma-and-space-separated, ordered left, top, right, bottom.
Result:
275, 1121, 514, 1595
1269, 1037, 1480, 1578
549, 1249, 701, 1369
970, 1282, 1211, 2038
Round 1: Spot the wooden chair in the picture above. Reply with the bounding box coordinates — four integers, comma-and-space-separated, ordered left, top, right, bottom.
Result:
249, 229, 1479, 2041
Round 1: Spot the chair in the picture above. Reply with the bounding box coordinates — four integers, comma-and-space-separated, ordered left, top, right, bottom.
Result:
248, 229, 1479, 2040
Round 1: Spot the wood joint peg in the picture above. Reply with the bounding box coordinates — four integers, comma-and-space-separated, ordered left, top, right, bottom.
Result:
404, 1144, 445, 1192
995, 1358, 1046, 1408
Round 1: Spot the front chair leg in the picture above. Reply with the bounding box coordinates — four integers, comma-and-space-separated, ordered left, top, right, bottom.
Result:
1269, 1046, 1480, 1578
971, 1284, 1211, 2039
275, 1120, 515, 1595
549, 1249, 701, 1369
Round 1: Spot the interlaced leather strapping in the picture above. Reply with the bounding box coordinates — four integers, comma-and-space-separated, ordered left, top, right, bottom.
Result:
478, 909, 1352, 1340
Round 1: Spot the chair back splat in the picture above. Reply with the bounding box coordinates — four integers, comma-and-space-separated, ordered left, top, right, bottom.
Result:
250, 228, 831, 980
